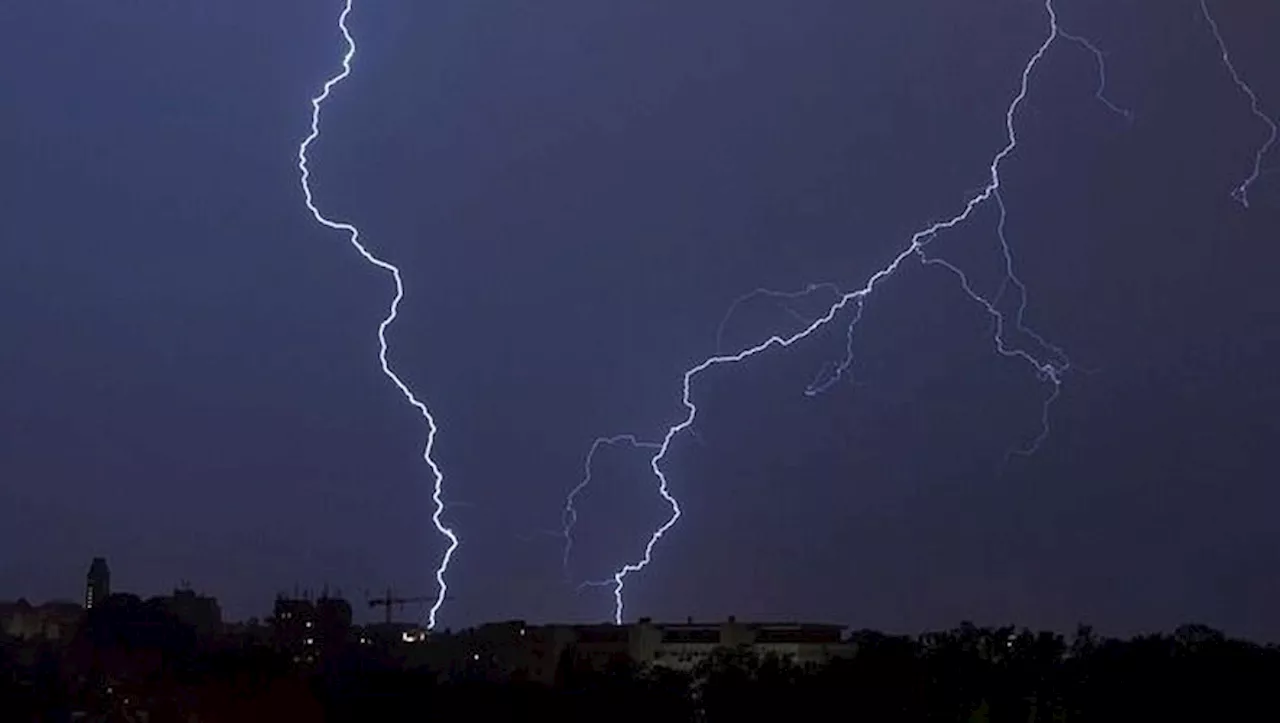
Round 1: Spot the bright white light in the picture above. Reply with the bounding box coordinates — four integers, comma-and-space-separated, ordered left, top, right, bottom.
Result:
298, 0, 459, 631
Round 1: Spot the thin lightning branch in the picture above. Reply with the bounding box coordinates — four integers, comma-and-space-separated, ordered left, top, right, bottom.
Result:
713, 283, 842, 354
712, 283, 866, 396
713, 283, 861, 394
919, 190, 1066, 462
1058, 30, 1133, 122
986, 190, 1070, 374
720, 25, 1125, 404
1199, 0, 1279, 207
561, 435, 660, 584
804, 297, 864, 397
588, 0, 1082, 626
297, 0, 458, 630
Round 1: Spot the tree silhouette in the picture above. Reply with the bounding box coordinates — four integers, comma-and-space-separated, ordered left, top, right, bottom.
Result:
10, 619, 1280, 720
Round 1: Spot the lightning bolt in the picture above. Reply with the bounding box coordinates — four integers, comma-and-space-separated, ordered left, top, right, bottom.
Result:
573, 0, 1139, 625
713, 283, 843, 355
1199, 0, 1278, 208
1058, 30, 1133, 123
297, 0, 458, 630
561, 435, 660, 585
711, 283, 858, 396
709, 29, 1125, 406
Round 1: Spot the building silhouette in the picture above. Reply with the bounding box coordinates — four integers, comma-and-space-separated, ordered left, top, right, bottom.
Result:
424, 616, 851, 683
0, 599, 83, 641
159, 586, 223, 636
271, 592, 353, 664
85, 557, 110, 610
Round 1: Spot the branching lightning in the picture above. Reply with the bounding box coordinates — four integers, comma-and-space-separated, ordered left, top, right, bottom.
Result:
565, 0, 1139, 625
1199, 0, 1278, 208
713, 283, 843, 355
561, 435, 660, 585
1058, 30, 1133, 123
711, 283, 861, 396
298, 0, 458, 630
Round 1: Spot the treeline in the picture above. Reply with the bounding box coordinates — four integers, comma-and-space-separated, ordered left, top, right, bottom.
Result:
337, 624, 1280, 722
4, 620, 1280, 721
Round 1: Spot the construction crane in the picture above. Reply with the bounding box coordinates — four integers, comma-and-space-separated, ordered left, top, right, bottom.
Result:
367, 588, 432, 625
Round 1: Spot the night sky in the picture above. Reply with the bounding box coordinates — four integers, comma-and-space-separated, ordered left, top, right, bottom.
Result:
3, 0, 1278, 639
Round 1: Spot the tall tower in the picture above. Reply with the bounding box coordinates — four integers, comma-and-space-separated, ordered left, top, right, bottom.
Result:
85, 557, 110, 610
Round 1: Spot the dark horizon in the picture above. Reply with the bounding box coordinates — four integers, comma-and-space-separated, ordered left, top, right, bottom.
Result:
3, 0, 1278, 638
10, 554, 1280, 645
9, 596, 1280, 722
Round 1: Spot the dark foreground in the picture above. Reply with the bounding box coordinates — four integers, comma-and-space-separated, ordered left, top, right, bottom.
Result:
4, 619, 1279, 722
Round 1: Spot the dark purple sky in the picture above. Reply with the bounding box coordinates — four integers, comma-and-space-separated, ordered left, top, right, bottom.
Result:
3, 0, 1278, 638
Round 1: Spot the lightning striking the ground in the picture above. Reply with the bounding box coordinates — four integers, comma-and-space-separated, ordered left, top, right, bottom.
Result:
297, 0, 458, 630
1199, 0, 1278, 208
566, 0, 1137, 625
